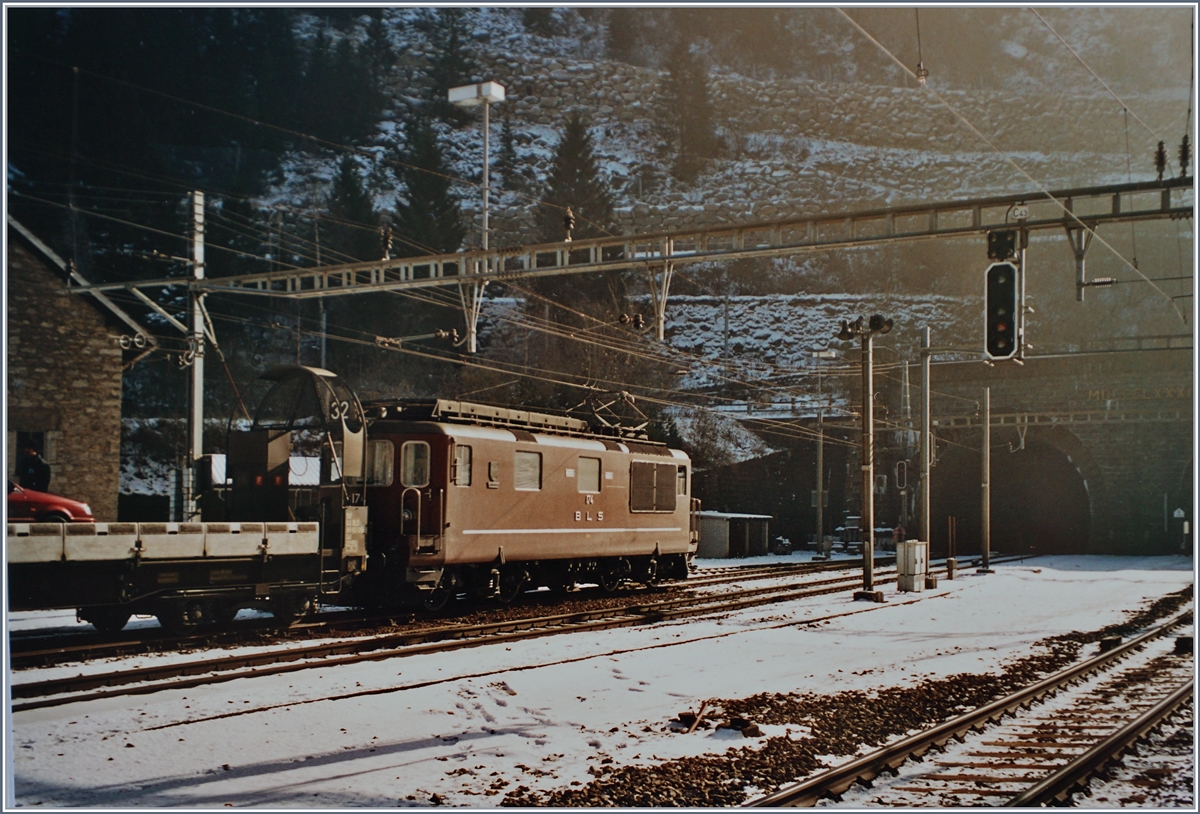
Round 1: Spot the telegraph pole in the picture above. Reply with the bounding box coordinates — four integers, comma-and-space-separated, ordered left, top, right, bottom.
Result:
185, 190, 206, 520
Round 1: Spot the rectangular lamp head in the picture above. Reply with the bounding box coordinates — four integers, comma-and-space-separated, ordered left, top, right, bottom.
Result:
448, 81, 506, 107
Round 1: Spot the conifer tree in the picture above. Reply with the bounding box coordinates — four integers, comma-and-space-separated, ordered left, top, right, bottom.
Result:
326, 154, 379, 262
392, 116, 465, 256
364, 9, 395, 77
494, 113, 522, 194
536, 111, 614, 243
664, 39, 716, 181
523, 8, 557, 37
530, 111, 625, 332
606, 8, 640, 63
428, 8, 477, 110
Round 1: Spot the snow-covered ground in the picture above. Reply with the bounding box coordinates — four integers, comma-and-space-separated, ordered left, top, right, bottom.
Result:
7, 555, 1193, 807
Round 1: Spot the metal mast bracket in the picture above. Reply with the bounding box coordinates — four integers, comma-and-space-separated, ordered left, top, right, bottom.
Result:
1066, 224, 1095, 302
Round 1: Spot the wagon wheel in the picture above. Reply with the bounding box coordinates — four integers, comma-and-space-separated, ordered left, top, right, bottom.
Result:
496, 568, 527, 604
209, 602, 240, 626
270, 595, 312, 627
83, 606, 132, 634
157, 600, 206, 635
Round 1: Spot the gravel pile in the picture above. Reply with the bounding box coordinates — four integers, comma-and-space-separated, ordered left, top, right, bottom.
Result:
501, 585, 1193, 807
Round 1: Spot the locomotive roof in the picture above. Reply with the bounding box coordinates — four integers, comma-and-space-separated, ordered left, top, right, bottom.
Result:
362, 398, 661, 444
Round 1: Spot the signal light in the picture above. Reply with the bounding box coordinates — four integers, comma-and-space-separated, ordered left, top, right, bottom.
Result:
987, 230, 1016, 260
984, 262, 1019, 360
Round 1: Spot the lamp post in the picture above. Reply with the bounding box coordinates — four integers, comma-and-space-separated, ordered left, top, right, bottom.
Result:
449, 81, 505, 353
837, 314, 893, 600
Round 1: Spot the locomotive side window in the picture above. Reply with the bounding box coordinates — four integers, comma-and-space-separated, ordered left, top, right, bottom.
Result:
577, 457, 601, 493
453, 444, 472, 486
400, 441, 430, 488
514, 451, 542, 491
630, 461, 678, 512
677, 465, 687, 496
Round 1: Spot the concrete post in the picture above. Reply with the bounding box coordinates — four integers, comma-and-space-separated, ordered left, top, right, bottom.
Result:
920, 327, 931, 545
816, 411, 825, 558
980, 387, 993, 573
185, 190, 205, 520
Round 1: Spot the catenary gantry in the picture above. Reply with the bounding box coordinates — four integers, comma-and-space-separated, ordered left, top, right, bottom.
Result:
70, 176, 1192, 347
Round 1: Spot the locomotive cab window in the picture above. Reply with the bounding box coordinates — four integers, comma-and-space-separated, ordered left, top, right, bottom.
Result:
514, 451, 542, 491
577, 456, 601, 493
676, 465, 687, 496
453, 444, 472, 486
331, 444, 396, 487
340, 440, 394, 487
400, 441, 430, 488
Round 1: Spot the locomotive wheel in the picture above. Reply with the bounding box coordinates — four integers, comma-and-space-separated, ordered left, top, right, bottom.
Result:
81, 607, 132, 633
422, 586, 452, 612
598, 563, 623, 593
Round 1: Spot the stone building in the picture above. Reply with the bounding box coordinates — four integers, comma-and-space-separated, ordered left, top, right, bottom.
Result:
6, 216, 153, 521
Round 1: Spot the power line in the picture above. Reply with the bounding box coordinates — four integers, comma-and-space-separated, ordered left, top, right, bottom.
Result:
1029, 6, 1176, 174
835, 8, 1188, 324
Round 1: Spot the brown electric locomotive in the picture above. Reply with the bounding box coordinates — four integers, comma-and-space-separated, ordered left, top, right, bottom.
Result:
6, 368, 697, 631
354, 399, 699, 609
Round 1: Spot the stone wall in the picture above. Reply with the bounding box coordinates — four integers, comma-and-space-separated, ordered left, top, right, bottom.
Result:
6, 237, 124, 521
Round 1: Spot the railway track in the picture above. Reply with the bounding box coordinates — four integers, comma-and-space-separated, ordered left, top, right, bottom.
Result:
747, 610, 1194, 808
7, 556, 895, 669
10, 556, 985, 711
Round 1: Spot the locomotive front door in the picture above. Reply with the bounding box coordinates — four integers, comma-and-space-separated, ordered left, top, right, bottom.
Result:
398, 438, 444, 554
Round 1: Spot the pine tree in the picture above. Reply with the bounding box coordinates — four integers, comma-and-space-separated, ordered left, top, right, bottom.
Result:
606, 8, 640, 63
364, 9, 395, 77
326, 154, 379, 262
392, 116, 465, 256
523, 8, 557, 38
536, 111, 614, 243
494, 113, 522, 194
530, 111, 626, 336
428, 7, 477, 113
664, 39, 716, 181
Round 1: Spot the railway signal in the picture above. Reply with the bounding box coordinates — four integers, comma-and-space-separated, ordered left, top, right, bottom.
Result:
984, 261, 1019, 360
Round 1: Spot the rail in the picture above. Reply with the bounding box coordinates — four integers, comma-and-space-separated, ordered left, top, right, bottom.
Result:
745, 609, 1192, 807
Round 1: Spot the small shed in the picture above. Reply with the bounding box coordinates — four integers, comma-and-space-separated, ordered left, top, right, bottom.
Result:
697, 512, 772, 559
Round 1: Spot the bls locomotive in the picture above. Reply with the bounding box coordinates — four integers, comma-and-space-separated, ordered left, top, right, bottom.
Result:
6, 366, 698, 630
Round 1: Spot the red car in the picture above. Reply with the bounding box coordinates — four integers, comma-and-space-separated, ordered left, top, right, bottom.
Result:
7, 479, 94, 522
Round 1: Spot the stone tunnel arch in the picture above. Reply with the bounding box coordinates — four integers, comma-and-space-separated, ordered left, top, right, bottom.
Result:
929, 423, 1105, 557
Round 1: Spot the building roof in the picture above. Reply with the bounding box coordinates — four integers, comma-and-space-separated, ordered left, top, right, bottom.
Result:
7, 214, 157, 351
